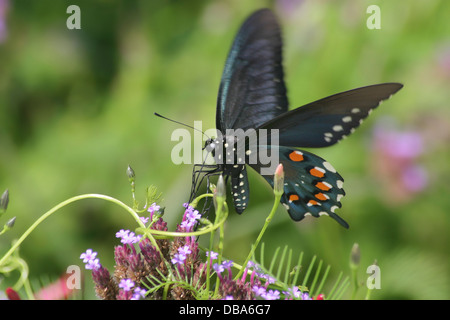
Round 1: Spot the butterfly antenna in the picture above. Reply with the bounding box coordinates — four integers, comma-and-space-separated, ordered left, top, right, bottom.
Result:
154, 112, 211, 140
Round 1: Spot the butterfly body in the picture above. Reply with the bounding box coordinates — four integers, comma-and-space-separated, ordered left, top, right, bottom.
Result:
195, 9, 403, 228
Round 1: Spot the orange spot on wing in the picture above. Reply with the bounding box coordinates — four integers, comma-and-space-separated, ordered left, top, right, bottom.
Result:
289, 151, 304, 162
289, 194, 300, 202
310, 167, 325, 178
315, 182, 331, 191
308, 200, 319, 206
315, 193, 328, 201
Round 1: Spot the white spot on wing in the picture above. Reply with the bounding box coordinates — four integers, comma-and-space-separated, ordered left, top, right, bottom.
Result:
323, 161, 337, 173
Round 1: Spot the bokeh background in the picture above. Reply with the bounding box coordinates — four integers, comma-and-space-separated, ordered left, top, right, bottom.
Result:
1, 0, 449, 299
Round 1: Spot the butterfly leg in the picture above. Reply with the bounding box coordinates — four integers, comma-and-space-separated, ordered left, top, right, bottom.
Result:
189, 164, 224, 219
189, 164, 221, 203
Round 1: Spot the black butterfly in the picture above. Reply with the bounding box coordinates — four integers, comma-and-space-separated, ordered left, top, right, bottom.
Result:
190, 8, 402, 228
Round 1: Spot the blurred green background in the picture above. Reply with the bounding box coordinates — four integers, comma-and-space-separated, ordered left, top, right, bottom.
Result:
1, 0, 449, 299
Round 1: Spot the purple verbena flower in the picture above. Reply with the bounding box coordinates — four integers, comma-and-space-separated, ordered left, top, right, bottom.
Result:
301, 292, 312, 300
178, 245, 192, 256
221, 260, 233, 270
116, 229, 141, 244
171, 253, 186, 265
139, 216, 149, 224
119, 278, 135, 292
252, 285, 266, 297
116, 229, 129, 239
213, 263, 225, 274
80, 249, 101, 270
284, 286, 301, 299
261, 274, 276, 286
185, 208, 201, 222
80, 249, 97, 263
206, 251, 218, 260
180, 220, 194, 230
147, 203, 160, 214
263, 289, 280, 300
131, 287, 147, 300
85, 258, 101, 270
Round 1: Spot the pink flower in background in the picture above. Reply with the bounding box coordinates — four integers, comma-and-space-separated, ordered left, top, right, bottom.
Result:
371, 118, 428, 204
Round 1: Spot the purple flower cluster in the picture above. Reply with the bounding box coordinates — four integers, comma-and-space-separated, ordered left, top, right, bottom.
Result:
116, 229, 141, 244
207, 257, 313, 300
79, 203, 206, 300
118, 279, 147, 300
80, 248, 147, 300
171, 245, 192, 265
179, 203, 202, 231
80, 203, 320, 300
80, 249, 100, 270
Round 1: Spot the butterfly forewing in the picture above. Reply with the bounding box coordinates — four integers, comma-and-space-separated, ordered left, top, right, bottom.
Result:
216, 9, 289, 132
260, 83, 403, 148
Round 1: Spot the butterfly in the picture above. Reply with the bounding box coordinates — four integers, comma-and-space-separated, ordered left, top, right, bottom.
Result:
191, 8, 402, 228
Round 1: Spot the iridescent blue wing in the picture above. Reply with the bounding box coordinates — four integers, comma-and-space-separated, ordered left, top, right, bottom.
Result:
216, 9, 288, 132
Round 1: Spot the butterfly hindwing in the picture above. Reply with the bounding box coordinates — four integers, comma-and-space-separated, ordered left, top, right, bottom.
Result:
250, 146, 348, 228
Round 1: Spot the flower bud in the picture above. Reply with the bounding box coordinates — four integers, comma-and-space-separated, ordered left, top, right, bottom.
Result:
350, 243, 360, 269
0, 216, 16, 235
6, 216, 16, 229
0, 189, 9, 213
5, 287, 21, 300
126, 165, 135, 180
274, 164, 284, 196
216, 175, 226, 199
214, 175, 226, 211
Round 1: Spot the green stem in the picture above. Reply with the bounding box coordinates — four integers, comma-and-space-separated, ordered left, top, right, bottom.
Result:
189, 193, 213, 208
0, 194, 145, 267
234, 193, 282, 280
350, 267, 359, 299
365, 286, 373, 300
214, 209, 226, 297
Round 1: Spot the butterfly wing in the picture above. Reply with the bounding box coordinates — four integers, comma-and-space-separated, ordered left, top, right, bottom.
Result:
216, 8, 289, 133
249, 146, 348, 228
216, 9, 289, 212
259, 83, 403, 148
